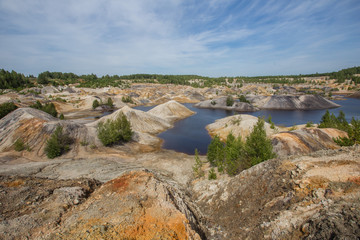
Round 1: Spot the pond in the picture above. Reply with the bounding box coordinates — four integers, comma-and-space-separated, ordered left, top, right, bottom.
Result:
139, 97, 360, 155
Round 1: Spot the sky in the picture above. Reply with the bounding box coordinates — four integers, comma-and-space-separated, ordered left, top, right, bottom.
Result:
0, 0, 360, 77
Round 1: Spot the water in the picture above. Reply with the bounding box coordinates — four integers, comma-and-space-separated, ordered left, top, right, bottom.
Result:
138, 98, 360, 155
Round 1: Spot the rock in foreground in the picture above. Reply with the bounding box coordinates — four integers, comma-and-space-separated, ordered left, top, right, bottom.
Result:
50, 170, 205, 239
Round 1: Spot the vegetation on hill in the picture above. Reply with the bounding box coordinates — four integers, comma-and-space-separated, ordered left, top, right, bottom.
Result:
97, 114, 133, 146
1, 66, 359, 90
0, 102, 18, 119
0, 69, 32, 89
205, 118, 275, 177
318, 110, 360, 146
44, 125, 73, 159
30, 101, 58, 117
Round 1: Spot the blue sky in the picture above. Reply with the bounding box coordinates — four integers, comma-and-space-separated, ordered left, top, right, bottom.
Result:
0, 0, 360, 77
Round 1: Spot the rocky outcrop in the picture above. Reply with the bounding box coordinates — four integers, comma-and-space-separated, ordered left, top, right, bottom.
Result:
0, 108, 91, 157
248, 95, 340, 110
271, 128, 348, 156
206, 114, 348, 157
194, 97, 258, 112
206, 114, 277, 140
0, 175, 101, 240
191, 146, 360, 239
88, 106, 171, 135
348, 91, 360, 99
49, 170, 205, 239
148, 100, 195, 123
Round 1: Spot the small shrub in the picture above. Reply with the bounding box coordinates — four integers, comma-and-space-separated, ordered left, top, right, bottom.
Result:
80, 140, 89, 146
289, 125, 297, 131
30, 101, 57, 117
97, 114, 133, 146
44, 125, 73, 159
208, 168, 217, 180
238, 95, 250, 103
333, 117, 360, 146
306, 121, 314, 127
0, 102, 18, 119
192, 149, 204, 178
231, 117, 241, 126
90, 144, 97, 149
92, 99, 100, 109
226, 95, 234, 106
122, 96, 133, 104
207, 135, 224, 167
59, 113, 65, 120
211, 100, 216, 105
55, 97, 66, 102
14, 139, 25, 151
107, 97, 114, 107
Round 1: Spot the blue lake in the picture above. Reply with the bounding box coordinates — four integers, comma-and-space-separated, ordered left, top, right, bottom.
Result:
135, 97, 360, 155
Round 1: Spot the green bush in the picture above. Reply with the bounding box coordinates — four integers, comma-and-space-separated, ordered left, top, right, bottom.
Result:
192, 149, 204, 178
207, 135, 224, 167
107, 97, 114, 107
318, 110, 349, 131
122, 96, 134, 104
97, 114, 133, 146
226, 95, 234, 106
92, 99, 100, 109
245, 118, 276, 166
44, 125, 73, 159
333, 118, 360, 146
224, 133, 245, 176
208, 168, 217, 180
306, 121, 314, 127
14, 139, 25, 151
238, 95, 250, 103
59, 113, 65, 120
206, 118, 275, 176
30, 101, 57, 117
0, 102, 17, 119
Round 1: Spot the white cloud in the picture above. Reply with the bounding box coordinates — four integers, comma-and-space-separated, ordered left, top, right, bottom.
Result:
0, 0, 359, 76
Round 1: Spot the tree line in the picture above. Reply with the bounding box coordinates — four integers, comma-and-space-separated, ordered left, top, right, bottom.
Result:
1, 66, 360, 90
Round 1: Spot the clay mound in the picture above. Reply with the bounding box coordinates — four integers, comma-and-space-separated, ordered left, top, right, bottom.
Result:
194, 97, 258, 112
250, 95, 340, 110
87, 106, 171, 134
206, 114, 277, 141
348, 91, 360, 99
148, 100, 195, 123
0, 108, 91, 156
79, 96, 102, 110
271, 128, 348, 156
51, 170, 204, 239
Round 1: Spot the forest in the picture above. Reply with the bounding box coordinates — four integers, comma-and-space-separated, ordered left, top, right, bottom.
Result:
1, 66, 360, 90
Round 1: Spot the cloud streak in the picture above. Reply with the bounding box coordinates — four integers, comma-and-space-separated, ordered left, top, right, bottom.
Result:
0, 0, 359, 77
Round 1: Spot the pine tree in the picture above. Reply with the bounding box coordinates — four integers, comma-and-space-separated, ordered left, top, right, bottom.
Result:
207, 135, 224, 167
224, 133, 244, 176
192, 149, 204, 178
107, 97, 114, 107
97, 113, 133, 146
245, 118, 276, 166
